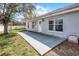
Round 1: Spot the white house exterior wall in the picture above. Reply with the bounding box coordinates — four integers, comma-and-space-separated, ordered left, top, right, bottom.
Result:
63, 11, 79, 37
39, 11, 79, 38
39, 16, 66, 38
26, 11, 79, 38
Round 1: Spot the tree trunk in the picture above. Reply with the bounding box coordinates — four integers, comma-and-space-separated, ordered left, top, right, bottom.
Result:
4, 23, 8, 34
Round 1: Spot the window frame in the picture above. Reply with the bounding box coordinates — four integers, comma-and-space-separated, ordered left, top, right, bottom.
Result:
49, 19, 55, 31
28, 22, 29, 28
55, 18, 63, 32
32, 22, 36, 29
48, 17, 63, 32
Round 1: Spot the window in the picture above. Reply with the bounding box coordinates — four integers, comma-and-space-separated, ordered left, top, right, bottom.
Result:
55, 19, 63, 31
28, 23, 29, 28
39, 21, 41, 24
49, 21, 54, 30
48, 18, 63, 32
42, 18, 44, 21
32, 22, 36, 29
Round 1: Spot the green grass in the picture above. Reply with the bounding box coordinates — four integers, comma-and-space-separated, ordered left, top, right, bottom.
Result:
0, 29, 38, 56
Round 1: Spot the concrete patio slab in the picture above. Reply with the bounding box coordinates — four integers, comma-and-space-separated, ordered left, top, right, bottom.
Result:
18, 31, 66, 55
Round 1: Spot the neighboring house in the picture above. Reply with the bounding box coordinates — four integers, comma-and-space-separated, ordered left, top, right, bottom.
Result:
26, 4, 79, 38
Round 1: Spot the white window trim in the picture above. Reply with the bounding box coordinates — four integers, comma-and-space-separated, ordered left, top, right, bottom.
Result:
48, 17, 63, 32
55, 18, 63, 31
48, 19, 55, 31
32, 21, 36, 29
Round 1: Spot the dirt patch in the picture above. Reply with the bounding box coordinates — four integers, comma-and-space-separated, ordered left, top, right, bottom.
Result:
45, 40, 79, 56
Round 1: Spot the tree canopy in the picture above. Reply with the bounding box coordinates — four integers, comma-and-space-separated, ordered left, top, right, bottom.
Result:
0, 3, 36, 34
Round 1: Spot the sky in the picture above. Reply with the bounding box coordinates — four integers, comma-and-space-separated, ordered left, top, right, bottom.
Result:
16, 3, 72, 21
35, 3, 72, 15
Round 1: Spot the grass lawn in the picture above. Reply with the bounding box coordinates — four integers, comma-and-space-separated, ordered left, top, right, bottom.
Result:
0, 29, 38, 56
0, 29, 79, 56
